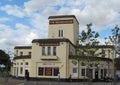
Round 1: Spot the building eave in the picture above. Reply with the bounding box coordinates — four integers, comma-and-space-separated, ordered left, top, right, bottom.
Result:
13, 55, 31, 60
32, 38, 76, 48
14, 46, 32, 49
48, 15, 79, 24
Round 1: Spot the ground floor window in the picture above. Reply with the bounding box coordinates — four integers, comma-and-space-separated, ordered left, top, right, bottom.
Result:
73, 67, 77, 73
86, 68, 93, 78
38, 67, 59, 76
38, 67, 44, 75
20, 67, 23, 74
81, 69, 85, 76
53, 68, 59, 76
45, 68, 52, 76
101, 69, 103, 78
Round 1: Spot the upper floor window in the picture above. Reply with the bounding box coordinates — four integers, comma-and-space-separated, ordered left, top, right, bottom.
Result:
58, 30, 63, 37
48, 47, 51, 55
21, 63, 23, 65
81, 62, 86, 66
42, 46, 57, 56
20, 51, 23, 56
20, 67, 23, 74
25, 62, 28, 65
29, 52, 31, 56
53, 46, 56, 56
42, 46, 46, 55
16, 50, 18, 56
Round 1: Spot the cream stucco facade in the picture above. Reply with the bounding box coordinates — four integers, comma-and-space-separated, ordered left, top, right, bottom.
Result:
11, 15, 114, 81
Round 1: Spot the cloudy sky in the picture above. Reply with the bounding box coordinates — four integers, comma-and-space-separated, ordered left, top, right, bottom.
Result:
0, 0, 120, 52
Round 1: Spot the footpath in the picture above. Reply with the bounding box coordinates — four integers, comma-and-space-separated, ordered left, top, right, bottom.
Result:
0, 77, 120, 85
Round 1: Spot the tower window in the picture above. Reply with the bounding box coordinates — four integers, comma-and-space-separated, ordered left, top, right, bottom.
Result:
58, 30, 63, 37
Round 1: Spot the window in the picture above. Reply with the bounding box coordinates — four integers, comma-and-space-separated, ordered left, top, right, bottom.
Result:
53, 46, 56, 56
20, 67, 23, 74
81, 62, 86, 66
29, 52, 31, 55
58, 30, 63, 37
38, 67, 44, 75
81, 69, 85, 76
16, 50, 18, 56
17, 63, 19, 65
38, 67, 59, 76
48, 47, 51, 55
101, 69, 103, 79
20, 52, 23, 56
86, 69, 93, 78
25, 62, 28, 65
45, 67, 52, 76
58, 30, 60, 37
42, 46, 57, 56
42, 46, 45, 55
21, 63, 23, 65
61, 30, 63, 37
53, 68, 59, 76
73, 68, 77, 73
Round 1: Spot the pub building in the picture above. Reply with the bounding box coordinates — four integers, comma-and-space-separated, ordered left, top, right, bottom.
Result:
11, 15, 114, 81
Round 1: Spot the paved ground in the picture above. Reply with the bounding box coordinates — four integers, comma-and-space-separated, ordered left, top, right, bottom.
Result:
0, 77, 120, 85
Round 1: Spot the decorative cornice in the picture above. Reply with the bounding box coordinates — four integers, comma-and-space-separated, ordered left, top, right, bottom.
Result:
14, 46, 32, 49
13, 55, 31, 60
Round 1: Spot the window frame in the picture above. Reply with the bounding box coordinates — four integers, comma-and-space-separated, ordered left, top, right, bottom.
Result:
53, 46, 56, 56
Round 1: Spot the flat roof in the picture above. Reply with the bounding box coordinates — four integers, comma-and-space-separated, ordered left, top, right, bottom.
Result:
14, 46, 32, 49
48, 15, 79, 24
32, 38, 76, 47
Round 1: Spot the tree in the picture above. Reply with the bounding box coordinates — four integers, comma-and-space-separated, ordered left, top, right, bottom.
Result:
0, 49, 11, 71
108, 25, 120, 85
70, 23, 102, 84
109, 25, 120, 57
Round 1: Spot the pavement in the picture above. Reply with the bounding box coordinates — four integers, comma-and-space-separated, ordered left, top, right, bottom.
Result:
0, 77, 120, 85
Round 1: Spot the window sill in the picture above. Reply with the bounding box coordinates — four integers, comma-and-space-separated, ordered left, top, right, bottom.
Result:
41, 56, 58, 60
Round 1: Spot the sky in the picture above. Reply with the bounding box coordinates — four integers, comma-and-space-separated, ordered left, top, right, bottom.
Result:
0, 0, 120, 53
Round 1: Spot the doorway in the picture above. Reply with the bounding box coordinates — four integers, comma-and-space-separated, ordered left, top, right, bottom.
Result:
95, 69, 98, 81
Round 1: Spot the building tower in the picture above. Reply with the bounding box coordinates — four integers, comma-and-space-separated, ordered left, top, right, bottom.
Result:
48, 15, 79, 45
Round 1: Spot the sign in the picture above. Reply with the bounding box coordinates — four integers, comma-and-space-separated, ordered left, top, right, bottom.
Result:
49, 19, 73, 24
39, 42, 59, 46
41, 62, 56, 67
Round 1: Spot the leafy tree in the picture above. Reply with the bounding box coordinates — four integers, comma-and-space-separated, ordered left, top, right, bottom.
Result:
105, 25, 120, 56
79, 23, 99, 46
107, 25, 120, 85
70, 23, 103, 83
78, 23, 100, 58
0, 49, 11, 71
70, 23, 100, 61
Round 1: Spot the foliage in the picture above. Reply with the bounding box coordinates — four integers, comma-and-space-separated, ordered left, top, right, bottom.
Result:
70, 23, 102, 61
70, 23, 102, 80
79, 23, 99, 46
109, 25, 120, 57
0, 50, 11, 71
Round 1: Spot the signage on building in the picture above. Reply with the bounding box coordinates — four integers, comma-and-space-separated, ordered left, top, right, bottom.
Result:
41, 62, 56, 67
49, 19, 73, 24
39, 42, 59, 46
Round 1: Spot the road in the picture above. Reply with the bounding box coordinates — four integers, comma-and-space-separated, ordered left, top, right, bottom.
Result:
0, 77, 120, 85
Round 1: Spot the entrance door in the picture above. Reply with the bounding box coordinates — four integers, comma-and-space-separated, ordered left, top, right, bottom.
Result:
95, 69, 98, 81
